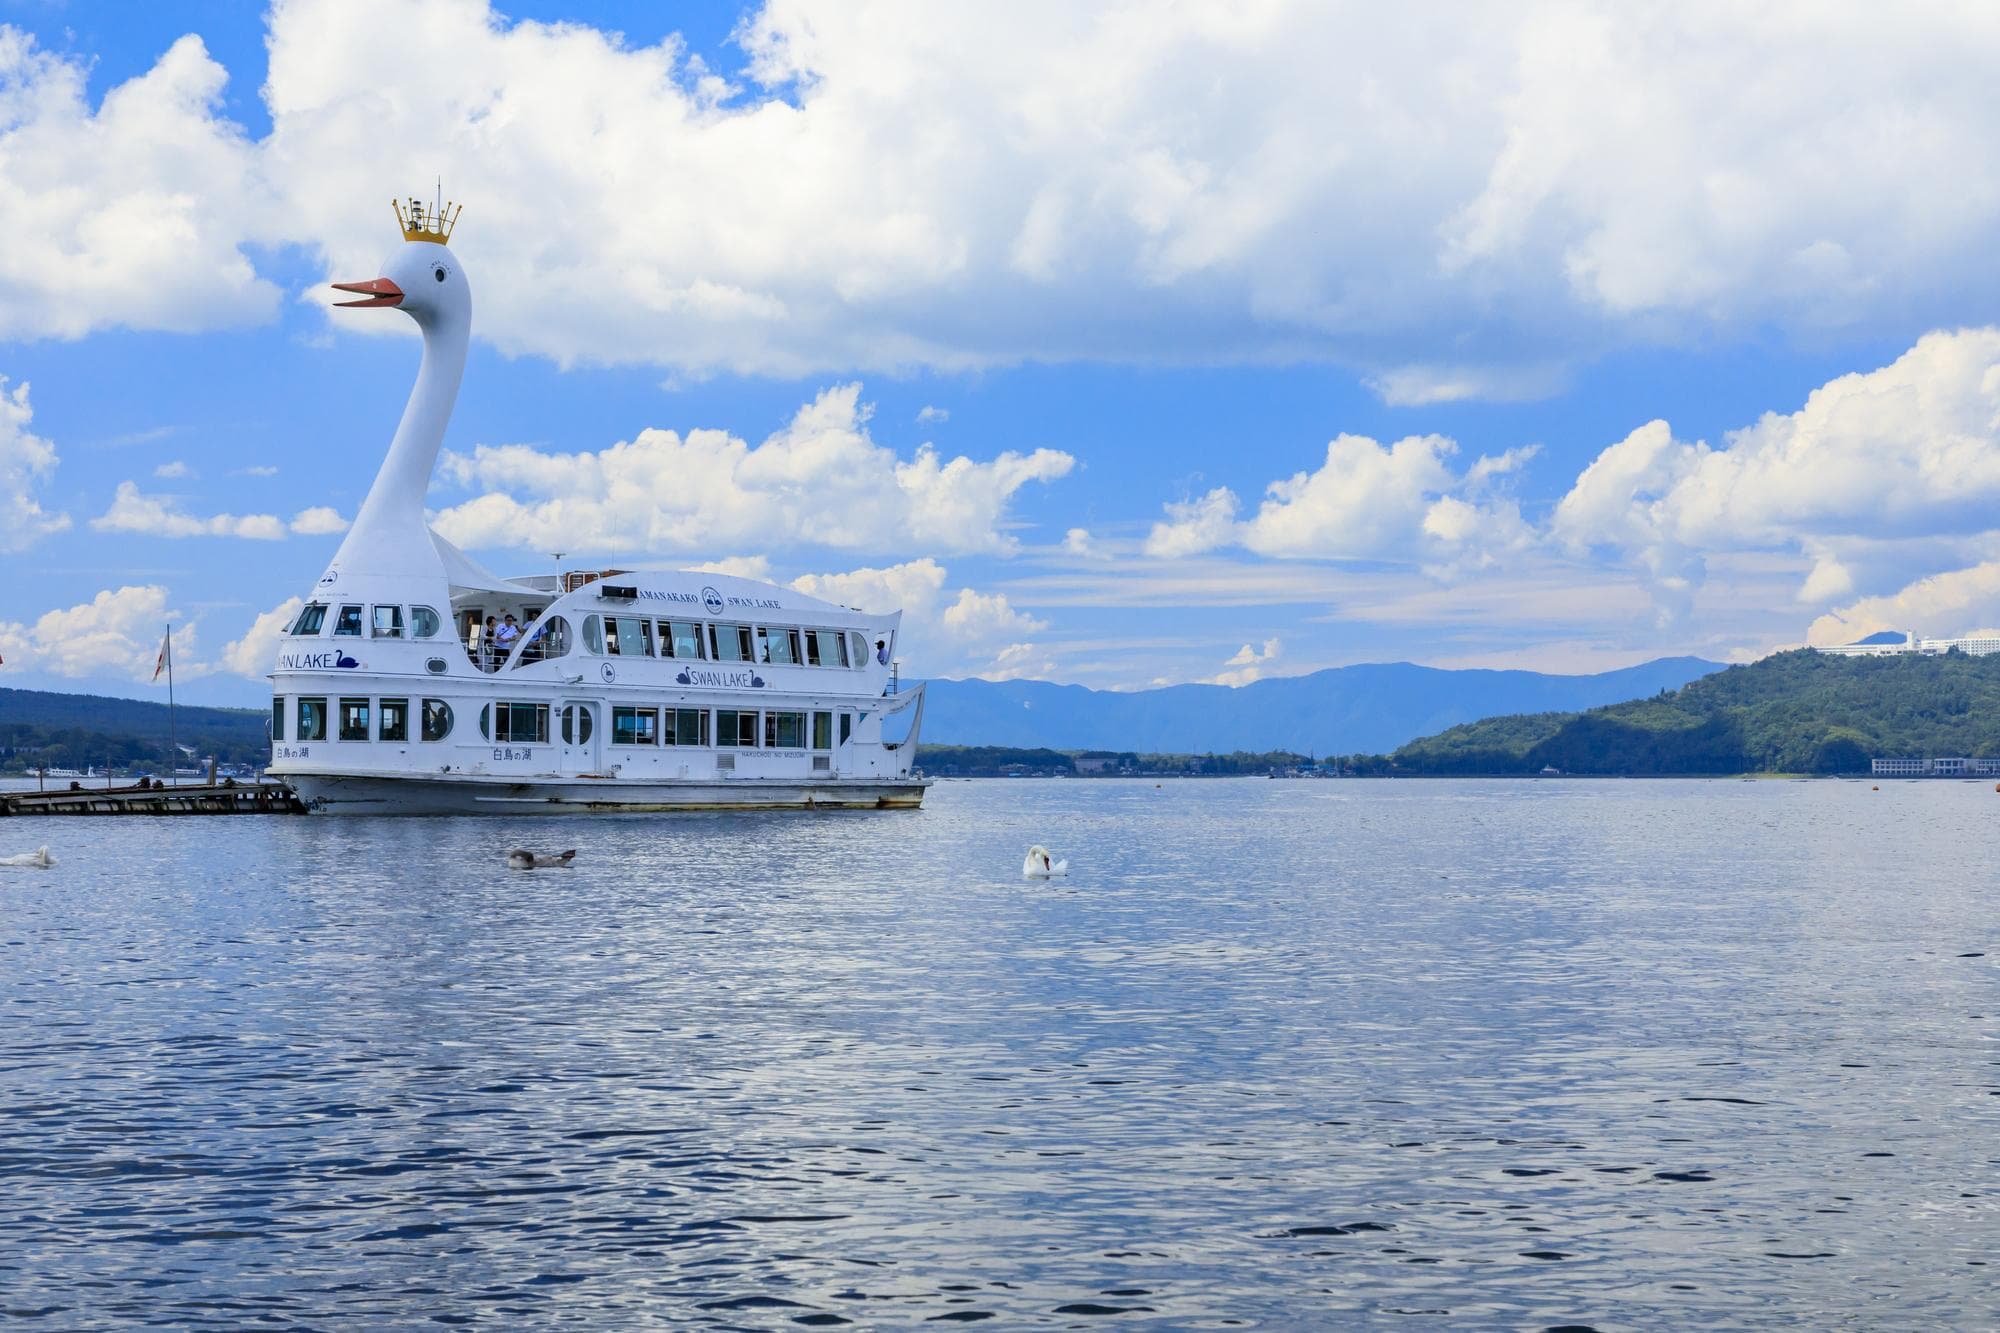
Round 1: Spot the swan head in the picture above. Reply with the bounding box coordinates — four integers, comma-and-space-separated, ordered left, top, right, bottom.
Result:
331, 241, 470, 331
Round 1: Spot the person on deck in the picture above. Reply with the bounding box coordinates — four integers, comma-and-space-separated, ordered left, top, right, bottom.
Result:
876, 638, 890, 666
482, 616, 499, 671
495, 614, 521, 661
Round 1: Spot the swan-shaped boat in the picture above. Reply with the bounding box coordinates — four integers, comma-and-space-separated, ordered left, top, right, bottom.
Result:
1022, 844, 1067, 878
266, 199, 928, 815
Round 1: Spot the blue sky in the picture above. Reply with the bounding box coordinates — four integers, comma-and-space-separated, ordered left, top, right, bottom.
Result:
5, 1, 2000, 705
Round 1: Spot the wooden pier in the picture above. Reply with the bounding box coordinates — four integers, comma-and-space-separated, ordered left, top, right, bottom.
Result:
0, 780, 305, 816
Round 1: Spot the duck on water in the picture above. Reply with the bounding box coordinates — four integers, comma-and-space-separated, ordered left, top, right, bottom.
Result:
266, 198, 928, 816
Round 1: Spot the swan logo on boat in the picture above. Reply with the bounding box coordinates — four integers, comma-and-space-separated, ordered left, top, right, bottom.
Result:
701, 586, 725, 615
600, 661, 617, 683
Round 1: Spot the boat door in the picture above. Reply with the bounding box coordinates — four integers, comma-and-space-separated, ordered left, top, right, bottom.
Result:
558, 701, 601, 773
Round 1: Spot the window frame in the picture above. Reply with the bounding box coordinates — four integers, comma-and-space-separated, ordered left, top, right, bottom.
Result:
716, 709, 759, 747
410, 606, 441, 639
371, 605, 405, 639
421, 699, 453, 742
298, 696, 329, 742
271, 697, 286, 742
764, 710, 805, 749
379, 697, 409, 743
813, 711, 833, 750
290, 603, 327, 636
332, 605, 364, 637
611, 705, 658, 746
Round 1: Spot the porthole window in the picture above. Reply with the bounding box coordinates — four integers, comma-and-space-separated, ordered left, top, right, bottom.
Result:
421, 699, 453, 742
411, 606, 441, 638
478, 703, 492, 740
434, 264, 447, 283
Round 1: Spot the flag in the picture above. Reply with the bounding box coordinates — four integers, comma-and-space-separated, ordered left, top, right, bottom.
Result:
153, 631, 170, 682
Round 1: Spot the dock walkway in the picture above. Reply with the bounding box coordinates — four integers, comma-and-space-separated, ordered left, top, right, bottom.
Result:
0, 781, 305, 816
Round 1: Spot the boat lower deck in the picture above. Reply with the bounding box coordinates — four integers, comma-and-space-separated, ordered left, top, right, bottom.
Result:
286, 772, 929, 815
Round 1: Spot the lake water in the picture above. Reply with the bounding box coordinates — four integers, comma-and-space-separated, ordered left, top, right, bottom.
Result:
0, 778, 1994, 1327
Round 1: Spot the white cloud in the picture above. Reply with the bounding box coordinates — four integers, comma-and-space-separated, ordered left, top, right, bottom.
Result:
790, 557, 948, 618
789, 556, 1051, 678
253, 4, 2000, 381
1209, 636, 1281, 686
981, 642, 1055, 681
0, 585, 198, 681
432, 383, 1072, 557
220, 597, 301, 678
1556, 328, 2000, 618
683, 555, 773, 581
15, 3, 1998, 387
288, 506, 350, 535
1063, 526, 1096, 557
1143, 435, 1537, 570
1807, 561, 2000, 647
940, 586, 1048, 642
916, 405, 949, 424
91, 481, 288, 540
234, 464, 279, 477
0, 376, 69, 552
1145, 488, 1240, 558
153, 460, 192, 479
0, 30, 274, 340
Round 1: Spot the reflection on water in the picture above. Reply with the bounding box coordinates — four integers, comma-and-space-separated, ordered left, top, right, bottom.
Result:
0, 779, 1994, 1326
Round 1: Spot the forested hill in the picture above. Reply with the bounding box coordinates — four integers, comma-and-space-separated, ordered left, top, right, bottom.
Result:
0, 687, 268, 769
1387, 649, 2000, 775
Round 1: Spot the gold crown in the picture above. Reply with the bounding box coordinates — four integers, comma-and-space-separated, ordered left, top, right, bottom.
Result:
393, 196, 461, 244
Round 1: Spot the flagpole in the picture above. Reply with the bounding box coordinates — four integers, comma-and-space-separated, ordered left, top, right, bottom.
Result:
165, 623, 178, 789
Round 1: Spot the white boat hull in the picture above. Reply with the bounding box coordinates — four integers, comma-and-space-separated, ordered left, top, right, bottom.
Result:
288, 771, 929, 815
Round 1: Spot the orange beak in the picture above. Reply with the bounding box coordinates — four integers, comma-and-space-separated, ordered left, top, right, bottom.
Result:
331, 277, 404, 308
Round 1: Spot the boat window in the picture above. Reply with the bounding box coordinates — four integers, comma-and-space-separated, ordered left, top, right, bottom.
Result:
716, 709, 759, 747
290, 603, 327, 636
371, 605, 404, 638
674, 708, 707, 746
421, 699, 452, 741
516, 615, 570, 665
758, 627, 799, 665
710, 623, 751, 662
333, 605, 364, 637
604, 616, 652, 657
660, 620, 706, 660
479, 704, 490, 739
612, 706, 657, 745
582, 614, 603, 654
272, 698, 285, 742
764, 710, 805, 748
849, 632, 866, 667
379, 697, 409, 742
813, 711, 833, 750
839, 712, 852, 745
298, 697, 328, 741
410, 606, 441, 638
491, 702, 549, 744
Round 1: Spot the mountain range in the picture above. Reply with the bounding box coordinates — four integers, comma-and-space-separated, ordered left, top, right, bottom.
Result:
917, 657, 1724, 756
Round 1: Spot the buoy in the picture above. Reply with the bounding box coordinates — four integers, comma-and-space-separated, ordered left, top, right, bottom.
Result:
508, 849, 576, 870
1022, 844, 1068, 878
0, 846, 55, 869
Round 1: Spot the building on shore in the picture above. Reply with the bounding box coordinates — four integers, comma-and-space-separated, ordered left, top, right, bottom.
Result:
1871, 756, 2000, 776
1818, 630, 2000, 658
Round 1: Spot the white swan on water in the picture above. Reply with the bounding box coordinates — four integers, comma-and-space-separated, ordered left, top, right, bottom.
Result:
1022, 844, 1068, 878
0, 847, 56, 869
